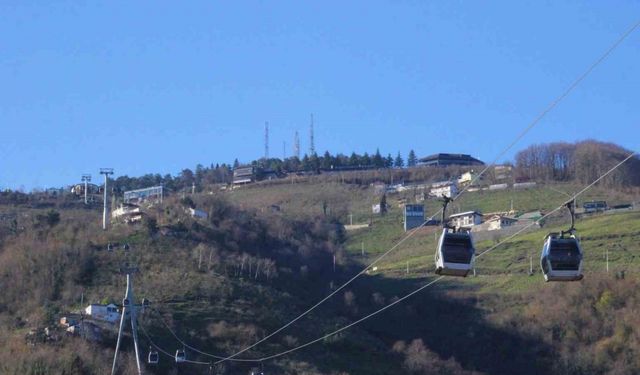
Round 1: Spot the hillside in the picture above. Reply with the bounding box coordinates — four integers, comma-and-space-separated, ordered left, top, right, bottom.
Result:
0, 180, 638, 374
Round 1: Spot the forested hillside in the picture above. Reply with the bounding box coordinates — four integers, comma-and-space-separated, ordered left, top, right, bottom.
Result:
0, 140, 638, 375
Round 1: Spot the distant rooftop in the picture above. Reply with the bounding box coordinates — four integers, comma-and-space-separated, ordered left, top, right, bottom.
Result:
418, 153, 485, 167
449, 211, 483, 218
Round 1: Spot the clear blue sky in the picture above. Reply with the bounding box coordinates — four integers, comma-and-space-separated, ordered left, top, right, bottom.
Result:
1, 1, 639, 190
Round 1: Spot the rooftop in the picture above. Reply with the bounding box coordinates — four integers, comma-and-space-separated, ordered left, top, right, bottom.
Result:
418, 153, 485, 166
449, 211, 483, 218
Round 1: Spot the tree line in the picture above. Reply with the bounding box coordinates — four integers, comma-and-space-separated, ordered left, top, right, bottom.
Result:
515, 140, 640, 188
108, 149, 419, 193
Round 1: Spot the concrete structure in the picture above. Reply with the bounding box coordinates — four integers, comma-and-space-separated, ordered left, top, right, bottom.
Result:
85, 304, 120, 324
449, 211, 483, 229
404, 204, 425, 232
418, 153, 484, 167
489, 183, 508, 191
513, 182, 537, 189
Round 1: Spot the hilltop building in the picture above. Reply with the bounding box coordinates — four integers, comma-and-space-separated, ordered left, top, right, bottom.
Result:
233, 166, 255, 185
418, 153, 485, 167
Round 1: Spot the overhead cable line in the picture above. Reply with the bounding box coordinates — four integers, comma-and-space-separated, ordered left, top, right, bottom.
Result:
149, 307, 258, 362
210, 151, 636, 363
185, 18, 640, 364
138, 322, 211, 366
149, 151, 636, 366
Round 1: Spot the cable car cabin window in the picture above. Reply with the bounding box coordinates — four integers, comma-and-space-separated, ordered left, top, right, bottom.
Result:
441, 234, 474, 264
549, 240, 581, 271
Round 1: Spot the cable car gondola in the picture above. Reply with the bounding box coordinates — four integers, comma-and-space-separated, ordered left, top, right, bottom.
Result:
175, 349, 186, 363
540, 200, 583, 282
148, 349, 159, 364
434, 196, 475, 277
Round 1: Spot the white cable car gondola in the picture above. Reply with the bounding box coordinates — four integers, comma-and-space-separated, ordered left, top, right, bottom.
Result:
148, 348, 159, 364
540, 200, 583, 282
434, 196, 475, 277
175, 348, 186, 363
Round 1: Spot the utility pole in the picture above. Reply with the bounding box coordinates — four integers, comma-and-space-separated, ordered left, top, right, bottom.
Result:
606, 247, 609, 273
81, 174, 91, 204
529, 255, 533, 275
100, 168, 114, 230
112, 266, 143, 375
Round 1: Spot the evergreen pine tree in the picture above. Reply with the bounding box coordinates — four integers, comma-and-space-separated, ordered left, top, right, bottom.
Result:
394, 152, 404, 168
407, 150, 418, 167
380, 193, 388, 215
373, 149, 384, 168
385, 154, 393, 168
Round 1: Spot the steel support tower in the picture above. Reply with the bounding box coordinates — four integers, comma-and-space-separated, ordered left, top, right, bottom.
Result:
112, 268, 143, 375
81, 174, 91, 204
100, 168, 114, 230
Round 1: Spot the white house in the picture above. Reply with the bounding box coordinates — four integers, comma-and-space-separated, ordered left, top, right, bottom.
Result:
430, 181, 459, 198
458, 171, 481, 186
449, 211, 483, 229
84, 304, 120, 323
485, 215, 518, 231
